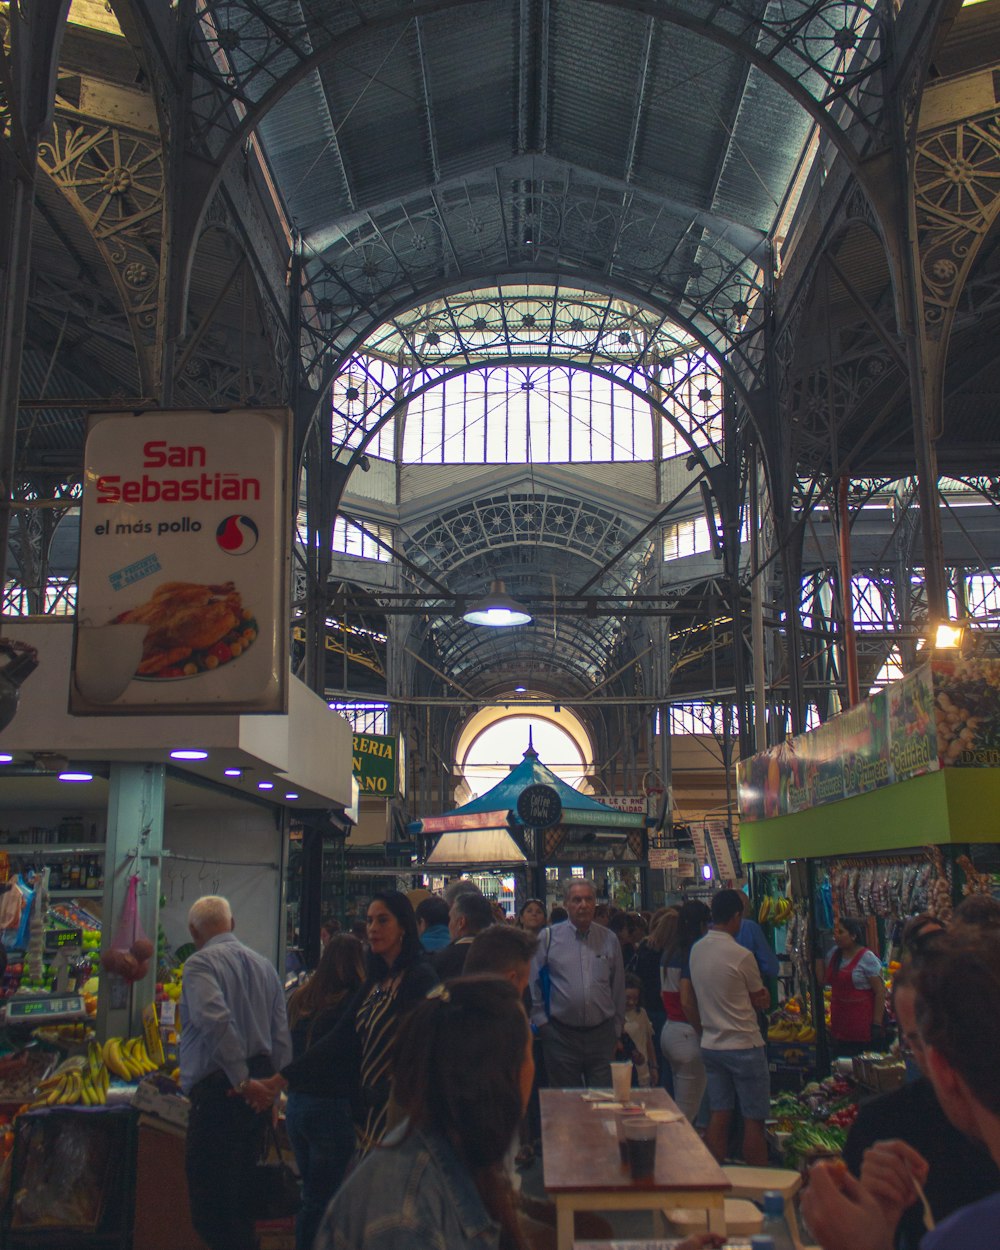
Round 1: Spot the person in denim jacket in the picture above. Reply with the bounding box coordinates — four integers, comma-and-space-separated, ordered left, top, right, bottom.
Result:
314, 976, 532, 1250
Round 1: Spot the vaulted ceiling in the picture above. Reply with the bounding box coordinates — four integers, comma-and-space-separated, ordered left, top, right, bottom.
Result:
11, 0, 1000, 739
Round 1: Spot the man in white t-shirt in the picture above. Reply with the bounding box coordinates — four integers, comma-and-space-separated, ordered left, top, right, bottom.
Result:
687, 888, 771, 1165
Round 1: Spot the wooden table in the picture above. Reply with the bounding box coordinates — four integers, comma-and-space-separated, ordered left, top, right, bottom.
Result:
540, 1088, 730, 1250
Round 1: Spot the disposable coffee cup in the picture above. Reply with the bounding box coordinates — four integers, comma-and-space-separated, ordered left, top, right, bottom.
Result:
611, 1060, 632, 1102
623, 1115, 657, 1181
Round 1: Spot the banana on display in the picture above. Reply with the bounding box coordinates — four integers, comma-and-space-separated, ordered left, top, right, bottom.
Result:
103, 1034, 159, 1081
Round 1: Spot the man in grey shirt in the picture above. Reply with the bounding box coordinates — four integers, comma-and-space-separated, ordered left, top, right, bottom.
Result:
530, 878, 626, 1088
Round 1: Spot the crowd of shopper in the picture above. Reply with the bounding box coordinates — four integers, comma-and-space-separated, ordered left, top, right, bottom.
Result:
178, 879, 1000, 1250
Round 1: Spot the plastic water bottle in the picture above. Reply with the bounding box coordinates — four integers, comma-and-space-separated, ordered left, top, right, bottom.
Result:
760, 1190, 796, 1250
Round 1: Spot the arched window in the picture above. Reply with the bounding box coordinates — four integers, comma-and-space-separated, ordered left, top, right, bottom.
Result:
462, 716, 587, 798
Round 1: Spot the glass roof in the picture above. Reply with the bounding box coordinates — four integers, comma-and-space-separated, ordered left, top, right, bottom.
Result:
356, 284, 700, 367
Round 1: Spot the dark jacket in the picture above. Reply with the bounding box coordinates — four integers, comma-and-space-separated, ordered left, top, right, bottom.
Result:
431, 938, 475, 979
281, 953, 438, 1097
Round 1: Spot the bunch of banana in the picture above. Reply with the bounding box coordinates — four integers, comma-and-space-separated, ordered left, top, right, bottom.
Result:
30, 1050, 107, 1107
82, 1040, 110, 1105
767, 1019, 817, 1043
758, 896, 795, 925
103, 1035, 158, 1081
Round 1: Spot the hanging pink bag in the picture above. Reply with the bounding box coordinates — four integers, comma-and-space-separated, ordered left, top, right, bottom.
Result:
100, 874, 154, 983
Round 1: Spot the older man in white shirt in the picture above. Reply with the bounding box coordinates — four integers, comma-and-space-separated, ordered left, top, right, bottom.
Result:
180, 895, 292, 1250
530, 878, 625, 1088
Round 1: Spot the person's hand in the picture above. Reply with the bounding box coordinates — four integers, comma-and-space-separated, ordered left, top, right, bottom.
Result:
674, 1234, 724, 1250
231, 1073, 286, 1112
800, 1160, 895, 1250
859, 1139, 929, 1224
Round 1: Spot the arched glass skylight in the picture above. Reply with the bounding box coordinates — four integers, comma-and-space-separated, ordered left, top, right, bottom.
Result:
331, 285, 727, 467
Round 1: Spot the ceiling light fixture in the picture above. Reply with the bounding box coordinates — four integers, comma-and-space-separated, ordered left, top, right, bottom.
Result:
59, 772, 93, 783
0, 754, 12, 764
171, 749, 208, 761
934, 621, 964, 650
258, 781, 274, 790
224, 768, 242, 777
284, 792, 299, 801
462, 579, 532, 628
514, 685, 527, 694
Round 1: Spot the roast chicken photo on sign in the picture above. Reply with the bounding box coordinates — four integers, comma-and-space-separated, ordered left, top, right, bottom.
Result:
113, 581, 258, 679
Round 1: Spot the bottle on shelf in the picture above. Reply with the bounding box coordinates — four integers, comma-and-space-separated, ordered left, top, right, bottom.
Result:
69, 858, 81, 889
760, 1191, 795, 1250
85, 858, 98, 890
49, 861, 62, 890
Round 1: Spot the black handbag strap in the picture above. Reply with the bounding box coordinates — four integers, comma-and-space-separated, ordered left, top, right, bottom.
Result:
261, 1120, 295, 1175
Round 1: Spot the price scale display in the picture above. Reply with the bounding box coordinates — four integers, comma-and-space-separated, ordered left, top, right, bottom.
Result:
3, 994, 86, 1024
44, 927, 82, 953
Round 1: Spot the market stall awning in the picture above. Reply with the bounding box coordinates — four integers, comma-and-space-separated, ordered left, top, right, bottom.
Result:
424, 827, 527, 867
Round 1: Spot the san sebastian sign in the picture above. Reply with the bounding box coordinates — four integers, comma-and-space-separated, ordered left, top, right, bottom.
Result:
72, 408, 290, 715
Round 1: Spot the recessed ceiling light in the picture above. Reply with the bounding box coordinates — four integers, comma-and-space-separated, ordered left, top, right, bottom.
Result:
171, 749, 208, 761
284, 792, 299, 801
59, 772, 93, 783
0, 754, 12, 764
224, 768, 242, 777
514, 685, 527, 693
258, 781, 274, 790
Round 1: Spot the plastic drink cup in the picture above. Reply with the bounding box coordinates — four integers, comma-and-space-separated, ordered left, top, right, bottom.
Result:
611, 1060, 632, 1102
623, 1115, 657, 1180
615, 1106, 644, 1166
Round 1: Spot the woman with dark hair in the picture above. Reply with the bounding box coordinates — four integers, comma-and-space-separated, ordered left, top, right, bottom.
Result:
660, 899, 711, 1121
822, 916, 886, 1056
351, 890, 439, 1151
517, 898, 547, 936
284, 934, 365, 1250
242, 891, 438, 1157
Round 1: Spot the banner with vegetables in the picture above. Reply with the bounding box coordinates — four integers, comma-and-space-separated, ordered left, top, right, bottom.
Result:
737, 658, 995, 821
932, 656, 1000, 766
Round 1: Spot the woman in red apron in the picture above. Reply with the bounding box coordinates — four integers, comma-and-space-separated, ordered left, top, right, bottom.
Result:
823, 918, 886, 1057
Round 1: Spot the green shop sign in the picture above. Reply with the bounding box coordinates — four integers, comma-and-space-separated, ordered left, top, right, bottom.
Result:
353, 733, 398, 796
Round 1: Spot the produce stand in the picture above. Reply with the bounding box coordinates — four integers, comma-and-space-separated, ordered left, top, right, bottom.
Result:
738, 659, 1000, 1083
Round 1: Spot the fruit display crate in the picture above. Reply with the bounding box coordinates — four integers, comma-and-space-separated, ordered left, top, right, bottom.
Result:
767, 1041, 818, 1069
0, 1106, 137, 1249
767, 1042, 818, 1093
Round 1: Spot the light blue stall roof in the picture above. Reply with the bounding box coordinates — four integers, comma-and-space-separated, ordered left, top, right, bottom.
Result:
439, 745, 645, 827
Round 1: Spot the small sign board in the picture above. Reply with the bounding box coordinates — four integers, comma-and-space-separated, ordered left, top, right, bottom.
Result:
516, 784, 562, 830
648, 847, 680, 870
142, 1001, 165, 1066
353, 732, 398, 797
